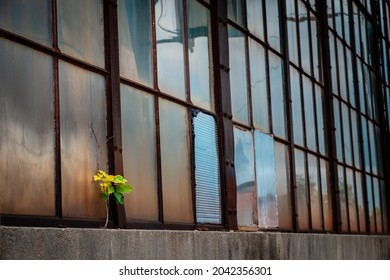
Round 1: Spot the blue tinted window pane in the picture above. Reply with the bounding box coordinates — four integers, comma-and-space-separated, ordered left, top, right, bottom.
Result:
290, 67, 303, 145
227, 0, 245, 26
247, 0, 264, 40
193, 111, 221, 224
265, 0, 281, 51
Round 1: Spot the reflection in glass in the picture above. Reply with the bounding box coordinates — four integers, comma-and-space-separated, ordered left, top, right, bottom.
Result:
329, 34, 338, 95
310, 16, 321, 82
249, 39, 269, 132
275, 143, 292, 229
315, 86, 326, 155
334, 0, 342, 36
380, 180, 388, 233
265, 0, 281, 51
320, 159, 333, 231
351, 110, 361, 168
333, 100, 343, 161
0, 0, 52, 46
373, 178, 382, 233
188, 0, 213, 111
290, 67, 303, 145
255, 131, 278, 228
298, 2, 310, 74
295, 149, 309, 230
357, 60, 366, 114
229, 26, 249, 124
155, 0, 185, 99
58, 0, 104, 67
60, 61, 106, 218
338, 165, 348, 232
159, 99, 193, 223
234, 127, 256, 227
118, 0, 153, 86
193, 111, 221, 224
227, 0, 245, 26
269, 53, 286, 138
121, 85, 158, 221
353, 4, 361, 56
341, 104, 352, 165
368, 122, 378, 175
303, 77, 316, 151
366, 175, 375, 233
345, 48, 355, 106
0, 39, 55, 215
247, 0, 264, 40
362, 118, 371, 172
337, 40, 348, 100
308, 155, 321, 230
342, 0, 350, 44
356, 172, 366, 232
286, 0, 298, 65
346, 168, 358, 232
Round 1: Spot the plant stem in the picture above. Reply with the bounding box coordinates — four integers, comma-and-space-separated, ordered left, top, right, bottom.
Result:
104, 199, 109, 228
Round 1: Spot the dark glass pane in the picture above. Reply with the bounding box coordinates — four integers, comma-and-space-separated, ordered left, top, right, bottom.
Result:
0, 0, 52, 46
275, 142, 292, 229
155, 0, 185, 99
229, 26, 249, 124
118, 0, 153, 86
295, 149, 309, 230
265, 0, 281, 51
0, 39, 55, 216
255, 131, 278, 228
247, 0, 264, 40
342, 0, 350, 44
362, 117, 371, 172
303, 77, 316, 151
159, 99, 193, 223
329, 34, 338, 95
320, 159, 333, 231
380, 180, 388, 233
193, 111, 221, 224
337, 40, 348, 100
121, 85, 158, 222
308, 155, 321, 231
290, 67, 303, 145
310, 15, 321, 82
373, 178, 383, 233
234, 127, 256, 227
357, 60, 366, 114
366, 175, 375, 233
188, 0, 213, 111
227, 0, 245, 26
249, 39, 269, 132
355, 172, 366, 232
333, 100, 343, 161
327, 0, 334, 28
345, 48, 355, 106
58, 0, 104, 67
351, 110, 361, 168
353, 4, 361, 56
338, 165, 349, 232
341, 104, 352, 166
59, 61, 106, 218
315, 85, 326, 156
368, 121, 378, 175
334, 0, 342, 36
346, 168, 358, 232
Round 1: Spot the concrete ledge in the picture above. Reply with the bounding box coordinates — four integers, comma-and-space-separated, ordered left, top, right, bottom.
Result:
1, 226, 389, 259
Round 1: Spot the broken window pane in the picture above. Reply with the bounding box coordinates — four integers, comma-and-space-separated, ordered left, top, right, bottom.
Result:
193, 111, 221, 224
0, 39, 55, 216
59, 61, 106, 218
234, 127, 256, 227
121, 85, 158, 222
118, 0, 153, 86
255, 131, 278, 228
57, 0, 104, 67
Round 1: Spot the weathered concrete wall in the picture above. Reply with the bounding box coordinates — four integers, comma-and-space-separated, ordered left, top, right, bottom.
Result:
1, 226, 389, 259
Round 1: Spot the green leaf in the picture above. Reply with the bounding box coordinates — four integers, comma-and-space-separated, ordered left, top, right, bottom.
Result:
101, 193, 109, 200
107, 184, 115, 195
116, 183, 133, 194
113, 175, 127, 184
113, 191, 124, 204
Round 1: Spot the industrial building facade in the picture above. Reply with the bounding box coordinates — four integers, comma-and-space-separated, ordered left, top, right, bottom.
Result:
1, 0, 389, 236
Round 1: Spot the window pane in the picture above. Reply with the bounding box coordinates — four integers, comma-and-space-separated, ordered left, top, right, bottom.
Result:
0, 39, 55, 215
334, 0, 342, 36
118, 0, 153, 86
341, 104, 352, 165
333, 100, 343, 161
366, 175, 375, 233
249, 39, 269, 132
303, 77, 316, 151
342, 0, 350, 44
351, 110, 361, 168
380, 180, 388, 233
346, 168, 358, 232
193, 111, 221, 224
159, 99, 193, 223
368, 122, 378, 175
234, 127, 256, 227
311, 15, 321, 82
315, 86, 327, 156
265, 0, 281, 51
275, 142, 292, 229
373, 178, 383, 233
269, 53, 286, 138
362, 117, 371, 172
320, 159, 333, 231
0, 0, 52, 46
356, 172, 366, 232
290, 67, 304, 145
59, 61, 106, 218
188, 0, 213, 111
345, 48, 355, 106
338, 165, 348, 232
121, 85, 158, 221
329, 34, 338, 95
255, 131, 278, 228
227, 0, 245, 26
247, 0, 264, 40
229, 26, 249, 124
337, 40, 348, 100
57, 0, 104, 67
308, 155, 321, 231
155, 0, 185, 99
298, 1, 310, 74
286, 0, 298, 64
295, 149, 309, 230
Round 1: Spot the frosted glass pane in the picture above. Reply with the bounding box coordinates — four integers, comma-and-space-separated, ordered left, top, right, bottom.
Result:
160, 99, 193, 223
229, 26, 249, 124
338, 165, 348, 232
118, 0, 153, 86
320, 159, 333, 231
155, 0, 185, 99
255, 131, 278, 228
295, 149, 309, 230
0, 0, 52, 46
308, 155, 321, 230
0, 39, 55, 215
303, 77, 316, 151
121, 85, 158, 221
275, 142, 292, 229
356, 172, 366, 232
193, 111, 221, 224
265, 0, 281, 51
346, 168, 358, 232
234, 127, 256, 227
247, 0, 264, 40
249, 39, 269, 132
269, 53, 286, 138
290, 67, 303, 145
57, 0, 104, 67
60, 61, 106, 218
188, 0, 213, 111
